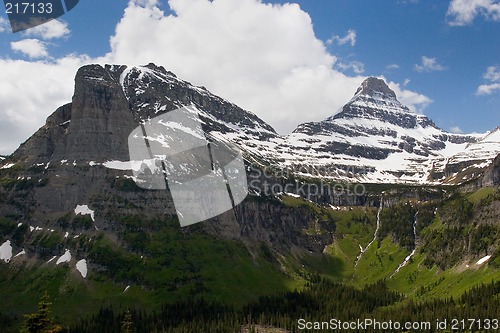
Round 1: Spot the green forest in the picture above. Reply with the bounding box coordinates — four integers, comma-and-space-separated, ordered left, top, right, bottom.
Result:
9, 276, 500, 333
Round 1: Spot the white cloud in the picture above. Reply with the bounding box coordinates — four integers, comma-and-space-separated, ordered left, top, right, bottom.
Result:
0, 56, 91, 154
450, 126, 464, 133
386, 64, 400, 70
483, 65, 500, 81
0, 0, 433, 154
476, 65, 500, 95
327, 29, 357, 46
447, 0, 500, 26
107, 0, 348, 133
388, 81, 433, 113
476, 83, 500, 95
10, 39, 49, 58
403, 78, 410, 86
414, 56, 447, 72
0, 17, 9, 33
23, 19, 70, 39
337, 61, 365, 74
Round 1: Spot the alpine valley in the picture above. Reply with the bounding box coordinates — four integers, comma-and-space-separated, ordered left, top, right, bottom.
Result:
0, 64, 499, 332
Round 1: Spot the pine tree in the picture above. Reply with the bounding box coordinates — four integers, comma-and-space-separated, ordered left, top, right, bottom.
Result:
20, 291, 62, 333
121, 309, 133, 333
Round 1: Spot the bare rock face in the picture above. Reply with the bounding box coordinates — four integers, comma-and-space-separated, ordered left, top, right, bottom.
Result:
483, 154, 500, 187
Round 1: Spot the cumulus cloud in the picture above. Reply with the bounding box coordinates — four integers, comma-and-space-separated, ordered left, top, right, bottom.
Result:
414, 56, 447, 72
337, 61, 365, 74
0, 0, 433, 154
10, 39, 49, 58
476, 83, 500, 95
476, 65, 500, 95
446, 0, 500, 26
0, 56, 91, 154
23, 19, 70, 39
327, 29, 357, 46
483, 65, 500, 81
388, 80, 433, 113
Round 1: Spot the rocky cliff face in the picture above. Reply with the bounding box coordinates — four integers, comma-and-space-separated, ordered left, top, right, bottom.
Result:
483, 153, 500, 187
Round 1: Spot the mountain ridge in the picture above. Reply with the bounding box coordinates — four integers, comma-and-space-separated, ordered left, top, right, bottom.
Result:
2, 64, 500, 187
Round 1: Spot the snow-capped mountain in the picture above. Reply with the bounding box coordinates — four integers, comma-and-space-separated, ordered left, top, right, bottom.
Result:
3, 64, 500, 186
231, 77, 499, 185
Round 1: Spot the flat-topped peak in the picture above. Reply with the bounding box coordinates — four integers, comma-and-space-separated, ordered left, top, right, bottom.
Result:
354, 77, 397, 100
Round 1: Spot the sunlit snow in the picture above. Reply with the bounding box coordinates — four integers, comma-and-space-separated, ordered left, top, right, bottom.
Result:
76, 259, 88, 278
476, 255, 492, 265
74, 205, 95, 221
56, 249, 71, 265
0, 241, 13, 263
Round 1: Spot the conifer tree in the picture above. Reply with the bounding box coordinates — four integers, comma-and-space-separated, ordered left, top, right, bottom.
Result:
20, 291, 61, 333
121, 309, 133, 333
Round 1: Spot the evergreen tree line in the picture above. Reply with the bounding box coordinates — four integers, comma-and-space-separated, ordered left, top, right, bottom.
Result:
59, 276, 499, 333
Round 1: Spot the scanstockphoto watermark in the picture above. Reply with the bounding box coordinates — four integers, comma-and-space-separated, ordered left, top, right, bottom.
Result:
247, 165, 367, 198
127, 106, 367, 227
297, 318, 432, 331
128, 106, 248, 227
297, 318, 500, 331
3, 0, 80, 32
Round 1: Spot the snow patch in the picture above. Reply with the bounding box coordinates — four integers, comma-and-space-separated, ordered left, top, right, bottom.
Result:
56, 249, 71, 265
0, 241, 13, 263
74, 205, 95, 222
103, 160, 133, 170
76, 259, 88, 278
476, 255, 492, 265
0, 163, 15, 169
14, 249, 26, 257
123, 285, 130, 293
47, 256, 57, 263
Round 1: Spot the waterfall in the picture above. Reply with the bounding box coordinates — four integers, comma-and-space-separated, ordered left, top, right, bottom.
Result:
391, 211, 418, 277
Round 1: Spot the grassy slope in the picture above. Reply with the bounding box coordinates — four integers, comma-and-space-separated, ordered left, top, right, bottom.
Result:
318, 188, 500, 301
1, 189, 499, 327
0, 225, 293, 326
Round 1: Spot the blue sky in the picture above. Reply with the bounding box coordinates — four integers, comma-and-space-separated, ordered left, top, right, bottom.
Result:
0, 0, 499, 154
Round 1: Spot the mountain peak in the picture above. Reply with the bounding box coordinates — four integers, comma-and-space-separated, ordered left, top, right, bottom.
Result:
354, 77, 397, 100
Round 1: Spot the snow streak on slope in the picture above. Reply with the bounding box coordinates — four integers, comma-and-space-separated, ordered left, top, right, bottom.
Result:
355, 198, 383, 268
